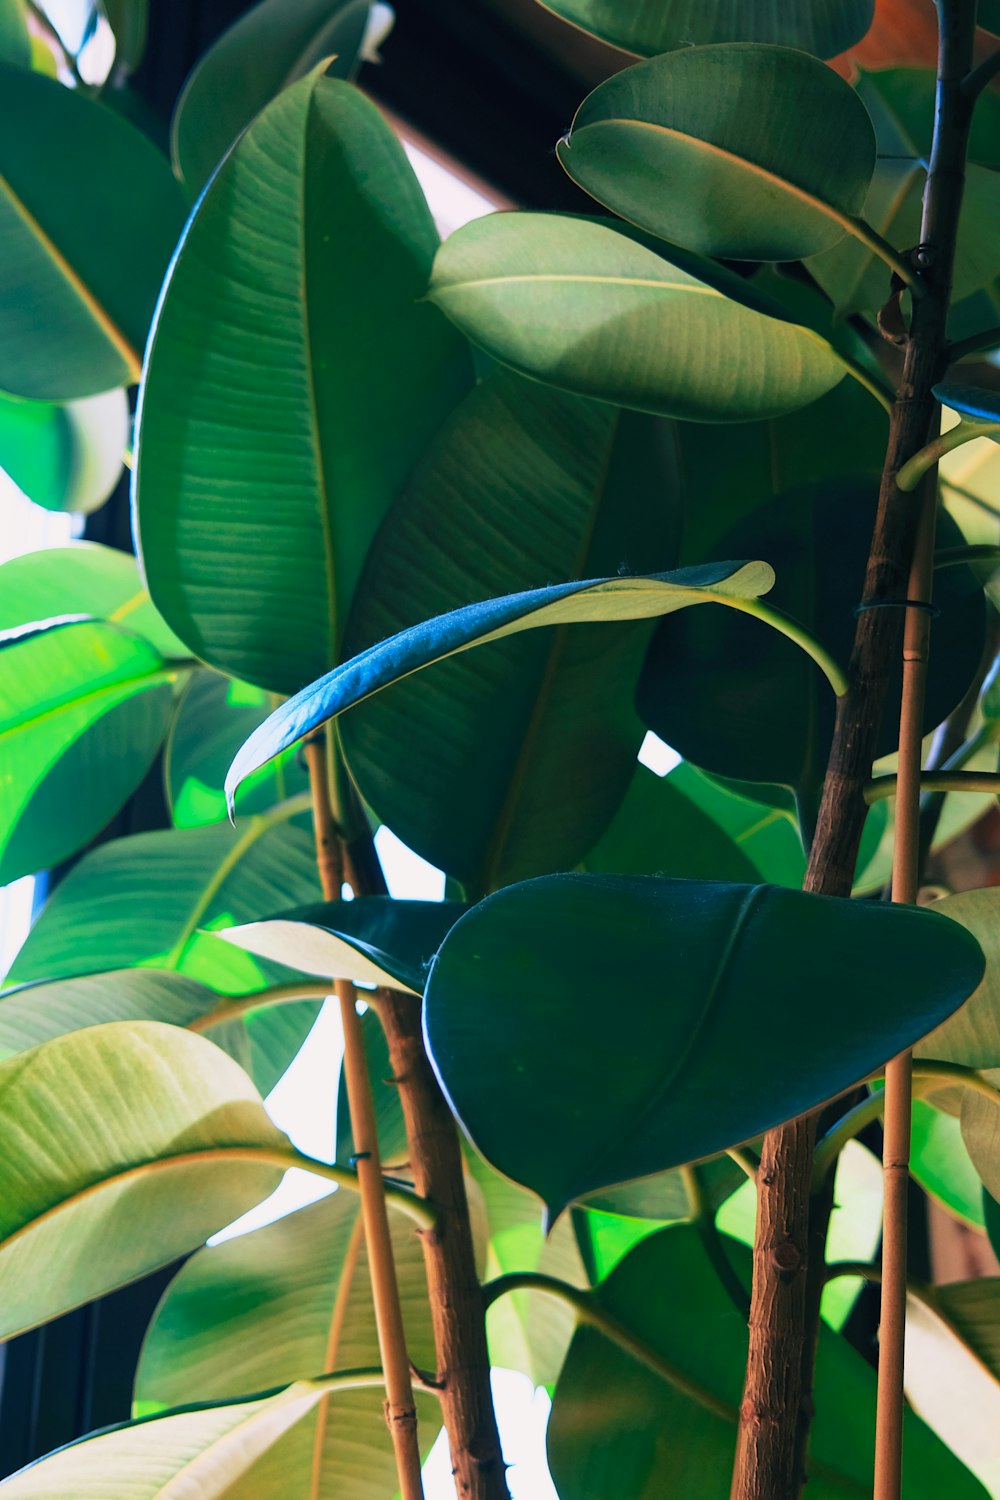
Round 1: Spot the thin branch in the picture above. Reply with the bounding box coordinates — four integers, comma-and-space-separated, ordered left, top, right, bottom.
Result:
812, 1092, 886, 1184
948, 323, 1000, 361
843, 216, 924, 294
963, 47, 1000, 101
725, 1146, 759, 1182
934, 543, 1000, 568
896, 419, 999, 491
188, 981, 332, 1033
911, 1059, 1000, 1104
723, 598, 850, 696
865, 769, 1000, 802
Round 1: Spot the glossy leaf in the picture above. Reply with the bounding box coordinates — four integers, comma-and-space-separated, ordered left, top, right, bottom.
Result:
0, 621, 175, 884
222, 897, 466, 996
935, 382, 1000, 437
547, 1226, 984, 1499
905, 1280, 1000, 1495
0, 61, 186, 399
533, 0, 874, 59
424, 873, 984, 1214
133, 1193, 440, 1498
171, 0, 374, 194
227, 562, 780, 810
0, 0, 29, 66
584, 1153, 745, 1224
165, 670, 308, 826
856, 67, 1000, 169
136, 71, 472, 694
559, 46, 875, 261
5, 818, 323, 1092
0, 388, 127, 514
0, 1021, 285, 1338
665, 761, 809, 887
340, 370, 680, 891
911, 1099, 986, 1227
580, 762, 762, 883
0, 543, 187, 658
0, 1381, 350, 1497
429, 213, 849, 422
638, 484, 985, 796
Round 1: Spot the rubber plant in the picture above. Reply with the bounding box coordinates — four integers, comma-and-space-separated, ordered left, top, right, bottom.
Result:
4, 0, 1000, 1497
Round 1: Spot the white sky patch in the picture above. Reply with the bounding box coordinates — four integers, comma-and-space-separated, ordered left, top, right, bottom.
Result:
638, 729, 682, 778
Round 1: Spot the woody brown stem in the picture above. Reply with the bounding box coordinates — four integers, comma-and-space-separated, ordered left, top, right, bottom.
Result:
730, 5, 978, 1497
343, 827, 510, 1500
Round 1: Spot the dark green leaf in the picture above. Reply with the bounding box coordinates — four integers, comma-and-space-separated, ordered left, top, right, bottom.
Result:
912, 1098, 986, 1227
340, 369, 680, 892
0, 388, 127, 514
171, 0, 375, 195
559, 46, 875, 261
424, 873, 984, 1214
665, 762, 808, 886
136, 71, 472, 694
5, 817, 324, 1093
429, 213, 850, 422
935, 382, 1000, 435
103, 0, 149, 72
133, 1193, 440, 1498
548, 1226, 985, 1499
221, 897, 466, 995
855, 68, 1000, 168
638, 484, 985, 796
534, 0, 873, 59
227, 562, 782, 812
0, 621, 175, 884
166, 671, 309, 826
0, 543, 188, 658
0, 61, 186, 398
0, 1021, 285, 1338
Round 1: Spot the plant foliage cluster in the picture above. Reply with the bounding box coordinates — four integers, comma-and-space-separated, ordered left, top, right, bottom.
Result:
2, 0, 1000, 1495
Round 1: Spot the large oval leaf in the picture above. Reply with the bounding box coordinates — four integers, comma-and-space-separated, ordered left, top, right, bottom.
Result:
0, 621, 175, 884
429, 214, 848, 422
165, 670, 309, 826
0, 970, 232, 1059
0, 543, 187, 658
423, 873, 984, 1215
0, 1021, 285, 1338
547, 1226, 984, 1499
559, 46, 875, 261
4, 818, 323, 1093
905, 1280, 1000, 1495
638, 483, 985, 798
171, 0, 375, 195
0, 1379, 371, 1498
0, 61, 187, 398
136, 71, 472, 694
340, 369, 680, 892
534, 0, 874, 59
221, 897, 466, 995
133, 1193, 440, 1499
225, 561, 780, 809
0, 388, 127, 514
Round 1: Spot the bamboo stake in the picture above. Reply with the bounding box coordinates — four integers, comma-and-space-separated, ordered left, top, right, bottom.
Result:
874, 475, 939, 1500
304, 735, 425, 1500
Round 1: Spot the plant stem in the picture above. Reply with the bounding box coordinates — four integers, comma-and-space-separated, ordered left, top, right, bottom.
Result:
681, 1165, 751, 1318
726, 602, 848, 697
188, 981, 332, 1033
912, 1059, 1000, 1103
726, 1146, 760, 1181
895, 419, 998, 491
812, 1092, 886, 1184
305, 736, 425, 1500
343, 819, 510, 1500
731, 7, 978, 1498
948, 323, 1000, 361
962, 46, 1000, 100
864, 769, 1000, 801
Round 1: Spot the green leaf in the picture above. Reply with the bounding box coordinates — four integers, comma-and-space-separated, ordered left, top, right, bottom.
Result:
911, 1099, 986, 1227
133, 1193, 440, 1498
986, 1188, 1000, 1261
547, 1225, 985, 1499
905, 1280, 1000, 1496
638, 484, 985, 796
0, 388, 127, 514
0, 61, 187, 398
340, 369, 680, 892
558, 46, 875, 261
227, 562, 793, 811
0, 1379, 367, 1498
165, 670, 309, 826
855, 68, 1000, 169
579, 762, 762, 883
0, 1021, 285, 1338
221, 897, 466, 995
981, 0, 1000, 34
961, 1090, 1000, 1205
5, 817, 324, 1092
171, 0, 375, 195
423, 873, 984, 1215
918, 890, 1000, 1070
0, 969, 226, 1058
469, 1150, 590, 1385
0, 621, 175, 884
429, 213, 849, 422
136, 71, 472, 695
0, 0, 29, 66
533, 0, 873, 59
666, 761, 809, 887
584, 1153, 744, 1224
0, 543, 188, 659
103, 0, 149, 73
